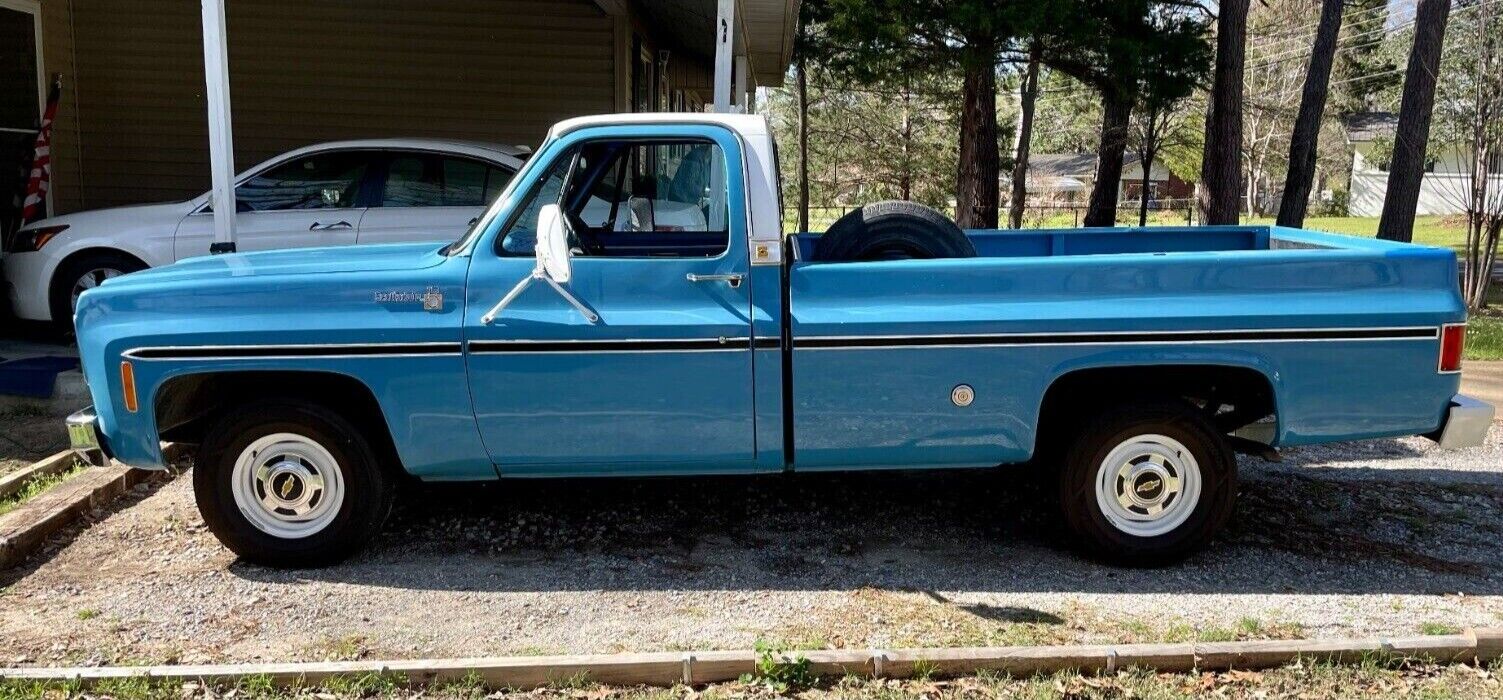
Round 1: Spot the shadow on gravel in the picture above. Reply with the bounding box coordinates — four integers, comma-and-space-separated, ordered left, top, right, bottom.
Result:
229, 440, 1503, 597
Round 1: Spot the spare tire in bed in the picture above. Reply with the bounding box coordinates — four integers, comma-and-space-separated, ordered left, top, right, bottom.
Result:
812, 201, 977, 262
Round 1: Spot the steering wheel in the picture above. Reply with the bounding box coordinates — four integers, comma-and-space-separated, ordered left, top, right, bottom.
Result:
562, 208, 605, 256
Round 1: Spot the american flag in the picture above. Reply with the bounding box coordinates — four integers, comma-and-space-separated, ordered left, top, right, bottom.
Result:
21, 79, 61, 224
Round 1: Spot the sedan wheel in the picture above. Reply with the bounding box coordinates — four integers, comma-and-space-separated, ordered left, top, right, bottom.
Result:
71, 267, 124, 310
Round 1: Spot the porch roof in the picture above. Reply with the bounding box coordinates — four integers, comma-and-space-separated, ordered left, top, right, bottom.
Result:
601, 0, 798, 87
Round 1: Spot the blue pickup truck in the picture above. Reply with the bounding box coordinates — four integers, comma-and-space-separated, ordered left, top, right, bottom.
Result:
67, 113, 1493, 568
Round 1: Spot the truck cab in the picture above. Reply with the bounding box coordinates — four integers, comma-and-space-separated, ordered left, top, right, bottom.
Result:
68, 113, 1494, 568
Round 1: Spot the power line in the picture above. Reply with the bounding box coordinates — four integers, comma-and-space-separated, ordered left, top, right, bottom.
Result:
1245, 0, 1498, 73
1247, 0, 1409, 55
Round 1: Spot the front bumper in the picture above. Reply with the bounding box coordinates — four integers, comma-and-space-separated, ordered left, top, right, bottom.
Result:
3, 251, 54, 321
1431, 394, 1495, 449
66, 406, 110, 466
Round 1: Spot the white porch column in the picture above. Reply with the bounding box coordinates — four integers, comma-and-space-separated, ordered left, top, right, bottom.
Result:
733, 55, 749, 112
712, 0, 734, 112
201, 0, 237, 253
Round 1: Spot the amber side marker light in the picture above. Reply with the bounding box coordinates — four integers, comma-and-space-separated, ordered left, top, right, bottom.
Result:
1440, 323, 1466, 374
120, 361, 138, 412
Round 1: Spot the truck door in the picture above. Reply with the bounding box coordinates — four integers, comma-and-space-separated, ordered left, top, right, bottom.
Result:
462, 126, 761, 475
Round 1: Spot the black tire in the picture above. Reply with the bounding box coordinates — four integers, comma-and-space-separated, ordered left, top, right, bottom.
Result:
48, 251, 148, 335
813, 201, 976, 261
194, 400, 395, 568
1058, 401, 1237, 566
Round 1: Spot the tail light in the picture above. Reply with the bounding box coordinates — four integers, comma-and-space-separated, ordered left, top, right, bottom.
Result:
7, 224, 69, 253
1439, 323, 1466, 373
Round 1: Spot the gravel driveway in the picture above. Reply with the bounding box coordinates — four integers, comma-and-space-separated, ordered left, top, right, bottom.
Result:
2, 431, 1501, 668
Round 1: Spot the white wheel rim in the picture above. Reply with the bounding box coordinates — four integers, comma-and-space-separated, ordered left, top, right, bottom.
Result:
230, 433, 345, 539
1094, 433, 1202, 538
71, 268, 123, 308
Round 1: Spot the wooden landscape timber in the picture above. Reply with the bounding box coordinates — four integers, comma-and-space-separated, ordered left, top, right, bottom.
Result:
3, 628, 1501, 690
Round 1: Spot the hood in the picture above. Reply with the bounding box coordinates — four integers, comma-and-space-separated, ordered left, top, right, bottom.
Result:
101, 241, 450, 289
20, 200, 194, 232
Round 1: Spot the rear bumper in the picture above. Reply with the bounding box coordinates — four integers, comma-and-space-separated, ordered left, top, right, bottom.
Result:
66, 406, 111, 466
1430, 394, 1495, 449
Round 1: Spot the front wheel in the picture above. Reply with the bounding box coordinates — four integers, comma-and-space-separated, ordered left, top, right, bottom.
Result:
195, 400, 395, 567
1058, 401, 1237, 566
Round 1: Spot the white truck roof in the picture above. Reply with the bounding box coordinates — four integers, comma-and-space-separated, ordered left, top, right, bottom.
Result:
548, 112, 770, 140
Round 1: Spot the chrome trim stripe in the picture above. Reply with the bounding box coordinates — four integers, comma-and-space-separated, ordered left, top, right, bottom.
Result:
124, 342, 462, 360
124, 326, 1435, 359
794, 326, 1440, 350
469, 337, 777, 353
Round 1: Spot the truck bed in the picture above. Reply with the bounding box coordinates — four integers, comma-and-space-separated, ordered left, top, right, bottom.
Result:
783, 225, 1464, 470
790, 225, 1399, 260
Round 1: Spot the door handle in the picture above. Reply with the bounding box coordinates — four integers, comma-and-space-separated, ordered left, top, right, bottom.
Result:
309, 220, 353, 231
686, 273, 744, 288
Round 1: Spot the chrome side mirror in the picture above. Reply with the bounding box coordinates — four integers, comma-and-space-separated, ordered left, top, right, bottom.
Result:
535, 203, 573, 284
479, 204, 596, 325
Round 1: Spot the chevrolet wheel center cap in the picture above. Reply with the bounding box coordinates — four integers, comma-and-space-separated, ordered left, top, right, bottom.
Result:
271, 471, 305, 501
1133, 473, 1164, 501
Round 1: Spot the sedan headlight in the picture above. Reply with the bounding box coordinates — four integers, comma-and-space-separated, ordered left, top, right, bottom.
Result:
8, 224, 69, 253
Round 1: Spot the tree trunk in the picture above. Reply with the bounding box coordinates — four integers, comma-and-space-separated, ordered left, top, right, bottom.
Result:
956, 40, 1000, 229
796, 53, 810, 233
900, 86, 913, 200
1277, 0, 1344, 227
1377, 0, 1452, 242
1139, 155, 1153, 227
1199, 0, 1249, 225
1084, 90, 1132, 227
1008, 47, 1041, 229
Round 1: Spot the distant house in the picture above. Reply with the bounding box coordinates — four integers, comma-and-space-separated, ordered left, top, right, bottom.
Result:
1017, 153, 1192, 205
1345, 111, 1503, 217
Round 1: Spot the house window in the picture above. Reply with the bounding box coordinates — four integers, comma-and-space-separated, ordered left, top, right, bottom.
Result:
631, 37, 655, 113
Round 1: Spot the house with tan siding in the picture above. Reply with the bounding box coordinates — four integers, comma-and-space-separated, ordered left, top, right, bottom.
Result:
0, 0, 796, 224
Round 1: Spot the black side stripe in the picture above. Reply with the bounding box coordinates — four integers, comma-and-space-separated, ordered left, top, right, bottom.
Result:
794, 327, 1438, 349
127, 343, 462, 359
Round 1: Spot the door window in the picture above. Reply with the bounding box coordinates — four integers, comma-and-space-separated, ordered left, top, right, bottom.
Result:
234, 151, 369, 211
381, 154, 514, 207
499, 139, 728, 258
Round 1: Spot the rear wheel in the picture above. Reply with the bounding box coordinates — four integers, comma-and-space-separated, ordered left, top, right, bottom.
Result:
48, 251, 147, 334
1058, 401, 1236, 565
195, 400, 394, 568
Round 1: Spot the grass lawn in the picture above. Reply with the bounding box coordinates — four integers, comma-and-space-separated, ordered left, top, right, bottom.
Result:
1467, 287, 1503, 361
1246, 215, 1469, 251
